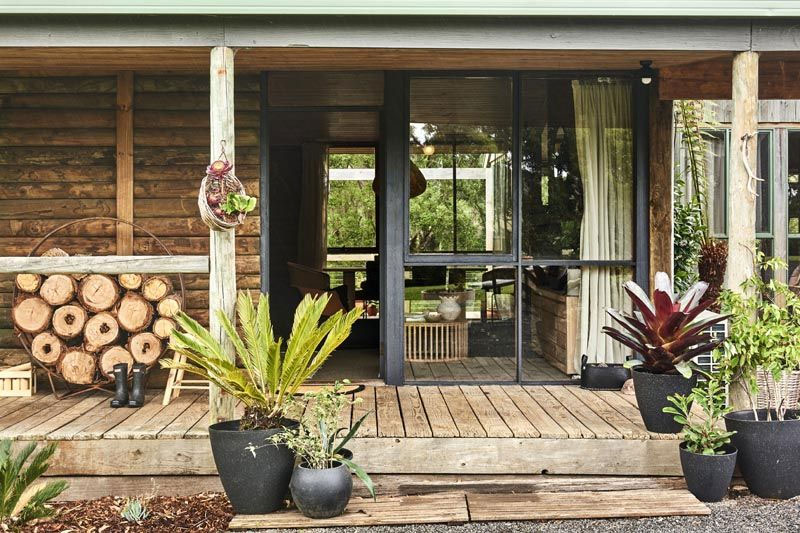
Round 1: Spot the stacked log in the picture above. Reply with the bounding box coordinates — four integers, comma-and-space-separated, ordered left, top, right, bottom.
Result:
11, 249, 182, 385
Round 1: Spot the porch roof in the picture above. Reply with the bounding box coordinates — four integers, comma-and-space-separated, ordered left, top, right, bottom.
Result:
3, 1, 800, 17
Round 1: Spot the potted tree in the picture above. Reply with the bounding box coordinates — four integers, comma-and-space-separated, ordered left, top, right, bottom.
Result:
717, 257, 800, 499
664, 371, 737, 502
271, 381, 375, 519
603, 272, 728, 432
163, 292, 361, 514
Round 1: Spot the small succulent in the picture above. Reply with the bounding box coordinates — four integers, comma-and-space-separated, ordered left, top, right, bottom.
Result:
121, 497, 150, 523
603, 272, 729, 376
220, 192, 257, 215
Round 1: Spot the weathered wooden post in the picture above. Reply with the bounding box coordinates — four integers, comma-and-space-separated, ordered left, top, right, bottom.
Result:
727, 51, 759, 293
209, 46, 237, 423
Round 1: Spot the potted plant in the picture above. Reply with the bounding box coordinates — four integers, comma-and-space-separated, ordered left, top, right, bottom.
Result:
664, 372, 737, 502
271, 381, 375, 519
163, 292, 361, 514
603, 272, 728, 432
717, 256, 800, 499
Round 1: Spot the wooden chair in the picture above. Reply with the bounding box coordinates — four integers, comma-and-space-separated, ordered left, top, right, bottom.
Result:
287, 262, 354, 316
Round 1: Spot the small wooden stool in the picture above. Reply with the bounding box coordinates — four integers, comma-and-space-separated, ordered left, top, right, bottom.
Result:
162, 352, 209, 406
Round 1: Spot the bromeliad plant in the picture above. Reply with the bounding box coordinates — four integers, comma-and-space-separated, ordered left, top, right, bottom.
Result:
163, 291, 361, 430
603, 272, 729, 376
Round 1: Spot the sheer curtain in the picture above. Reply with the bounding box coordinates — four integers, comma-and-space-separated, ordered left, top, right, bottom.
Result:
572, 80, 634, 366
297, 143, 329, 270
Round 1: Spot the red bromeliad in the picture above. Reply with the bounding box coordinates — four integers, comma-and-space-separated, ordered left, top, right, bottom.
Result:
603, 272, 729, 375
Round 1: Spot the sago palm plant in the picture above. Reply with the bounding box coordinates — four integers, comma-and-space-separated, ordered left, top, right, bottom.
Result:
163, 291, 361, 430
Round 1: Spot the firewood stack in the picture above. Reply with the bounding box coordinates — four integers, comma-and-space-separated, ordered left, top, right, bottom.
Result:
11, 249, 182, 386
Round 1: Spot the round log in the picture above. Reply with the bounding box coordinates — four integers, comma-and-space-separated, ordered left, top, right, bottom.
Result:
31, 330, 65, 366
11, 296, 52, 334
83, 312, 119, 351
152, 317, 176, 340
15, 273, 42, 293
99, 346, 134, 378
129, 332, 163, 366
58, 349, 96, 385
51, 303, 88, 339
39, 274, 77, 306
116, 292, 154, 333
156, 294, 182, 318
41, 247, 68, 257
118, 273, 143, 291
141, 275, 173, 302
78, 274, 119, 312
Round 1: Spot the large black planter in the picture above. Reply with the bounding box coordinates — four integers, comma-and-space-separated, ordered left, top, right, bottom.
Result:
290, 462, 353, 519
679, 442, 737, 502
724, 409, 800, 499
580, 355, 630, 390
209, 419, 297, 514
632, 368, 697, 433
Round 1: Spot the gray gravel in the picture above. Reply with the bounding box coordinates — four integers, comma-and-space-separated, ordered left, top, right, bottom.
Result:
251, 495, 800, 533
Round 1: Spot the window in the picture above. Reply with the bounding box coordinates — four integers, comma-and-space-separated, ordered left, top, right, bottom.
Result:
788, 131, 800, 288
326, 148, 377, 252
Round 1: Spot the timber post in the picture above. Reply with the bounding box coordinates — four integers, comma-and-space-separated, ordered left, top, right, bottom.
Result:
649, 83, 674, 289
208, 46, 238, 423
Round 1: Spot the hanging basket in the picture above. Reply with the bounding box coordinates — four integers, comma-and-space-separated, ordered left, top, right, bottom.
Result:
198, 144, 248, 231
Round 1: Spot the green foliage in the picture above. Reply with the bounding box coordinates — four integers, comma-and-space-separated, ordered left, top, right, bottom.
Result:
673, 200, 706, 292
163, 292, 361, 429
327, 181, 376, 249
121, 497, 150, 523
664, 371, 736, 455
0, 440, 68, 528
221, 193, 257, 215
271, 381, 375, 499
716, 254, 800, 421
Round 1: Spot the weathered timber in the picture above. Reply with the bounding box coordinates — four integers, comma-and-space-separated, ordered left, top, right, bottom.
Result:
116, 71, 135, 255
649, 87, 674, 287
0, 255, 209, 274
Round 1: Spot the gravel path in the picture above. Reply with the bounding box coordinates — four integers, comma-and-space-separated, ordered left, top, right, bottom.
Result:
257, 495, 800, 533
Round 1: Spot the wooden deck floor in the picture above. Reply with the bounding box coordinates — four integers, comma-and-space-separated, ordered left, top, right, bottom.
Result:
0, 385, 688, 477
406, 356, 569, 382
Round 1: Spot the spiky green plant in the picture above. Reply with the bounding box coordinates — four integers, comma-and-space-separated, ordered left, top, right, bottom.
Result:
163, 291, 361, 429
0, 440, 68, 528
121, 497, 150, 523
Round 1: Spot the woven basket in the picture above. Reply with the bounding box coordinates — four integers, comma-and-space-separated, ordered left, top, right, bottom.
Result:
756, 368, 800, 410
198, 171, 246, 231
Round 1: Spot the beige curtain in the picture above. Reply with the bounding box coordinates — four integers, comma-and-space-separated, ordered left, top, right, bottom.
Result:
572, 80, 634, 366
297, 143, 329, 270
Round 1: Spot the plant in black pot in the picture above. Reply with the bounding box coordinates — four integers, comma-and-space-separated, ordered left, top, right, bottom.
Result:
603, 272, 728, 433
163, 292, 360, 514
271, 381, 375, 519
717, 256, 800, 499
664, 372, 737, 502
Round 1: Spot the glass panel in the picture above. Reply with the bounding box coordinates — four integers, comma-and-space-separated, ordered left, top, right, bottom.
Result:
521, 77, 634, 260
756, 132, 772, 235
327, 148, 377, 251
706, 132, 727, 236
788, 132, 800, 236
403, 266, 516, 382
522, 266, 632, 380
408, 77, 513, 254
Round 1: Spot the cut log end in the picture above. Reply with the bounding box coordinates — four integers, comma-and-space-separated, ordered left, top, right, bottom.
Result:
40, 274, 77, 306
84, 312, 120, 349
129, 332, 163, 366
52, 304, 88, 339
141, 275, 173, 302
152, 317, 176, 340
99, 346, 134, 378
31, 331, 65, 366
116, 292, 154, 333
58, 349, 96, 385
41, 247, 68, 258
156, 294, 182, 318
118, 273, 143, 290
15, 273, 42, 293
78, 274, 120, 312
11, 296, 52, 334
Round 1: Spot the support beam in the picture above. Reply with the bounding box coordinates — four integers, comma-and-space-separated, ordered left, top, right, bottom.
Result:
208, 46, 237, 423
115, 71, 134, 255
649, 87, 674, 288
727, 51, 759, 292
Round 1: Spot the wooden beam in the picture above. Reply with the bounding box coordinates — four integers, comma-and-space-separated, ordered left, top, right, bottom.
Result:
0, 255, 209, 274
115, 71, 134, 255
727, 51, 759, 293
649, 88, 674, 288
208, 46, 237, 423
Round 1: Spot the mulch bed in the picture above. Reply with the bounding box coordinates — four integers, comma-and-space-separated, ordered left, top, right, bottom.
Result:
22, 492, 233, 533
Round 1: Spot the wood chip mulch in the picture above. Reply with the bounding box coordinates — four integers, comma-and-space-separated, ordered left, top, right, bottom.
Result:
21, 492, 233, 533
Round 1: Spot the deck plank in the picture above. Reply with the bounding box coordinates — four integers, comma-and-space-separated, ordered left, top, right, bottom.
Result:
544, 386, 621, 439
429, 361, 454, 381
409, 362, 434, 381
97, 393, 165, 439
396, 387, 432, 438
353, 386, 377, 437
591, 390, 672, 440
0, 394, 61, 433
439, 386, 486, 438
116, 393, 198, 439
565, 387, 649, 440
417, 386, 458, 438
159, 394, 209, 439
444, 361, 473, 381
16, 393, 107, 440
501, 385, 567, 438
473, 357, 512, 381
480, 386, 539, 438
523, 386, 592, 438
460, 386, 512, 437
375, 386, 404, 438
0, 395, 82, 439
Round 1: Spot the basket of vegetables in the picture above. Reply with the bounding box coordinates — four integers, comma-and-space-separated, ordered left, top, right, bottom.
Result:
198, 155, 257, 231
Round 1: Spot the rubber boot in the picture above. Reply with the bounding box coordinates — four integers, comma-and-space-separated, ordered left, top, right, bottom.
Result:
127, 363, 147, 408
110, 363, 129, 408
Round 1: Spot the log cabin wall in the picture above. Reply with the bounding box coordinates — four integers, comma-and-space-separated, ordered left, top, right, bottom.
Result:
0, 72, 262, 365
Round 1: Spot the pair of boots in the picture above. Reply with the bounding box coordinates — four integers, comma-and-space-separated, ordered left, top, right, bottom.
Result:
111, 363, 146, 408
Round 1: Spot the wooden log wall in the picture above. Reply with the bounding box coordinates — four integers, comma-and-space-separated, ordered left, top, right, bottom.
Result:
0, 72, 263, 364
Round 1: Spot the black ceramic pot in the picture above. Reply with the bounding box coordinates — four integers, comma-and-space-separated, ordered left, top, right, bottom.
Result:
208, 419, 297, 514
679, 442, 737, 502
290, 461, 353, 519
724, 409, 800, 499
632, 367, 697, 433
579, 355, 630, 390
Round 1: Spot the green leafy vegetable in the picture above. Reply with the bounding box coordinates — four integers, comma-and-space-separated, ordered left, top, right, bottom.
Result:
221, 193, 257, 215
